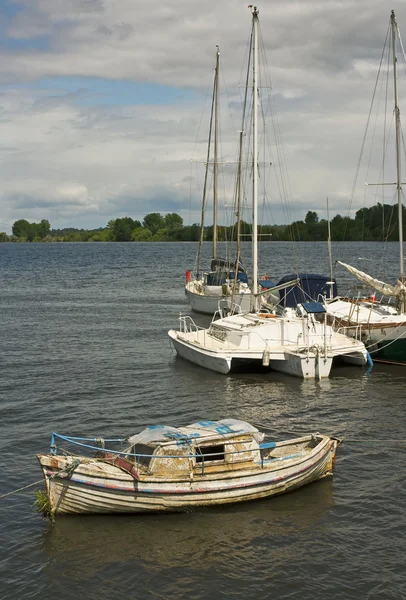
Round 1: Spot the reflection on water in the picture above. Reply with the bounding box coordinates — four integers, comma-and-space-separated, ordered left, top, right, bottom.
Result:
2, 242, 406, 600
42, 479, 334, 578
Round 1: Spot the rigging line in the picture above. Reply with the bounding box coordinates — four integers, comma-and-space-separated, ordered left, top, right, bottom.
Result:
219, 59, 239, 150
196, 56, 217, 275
256, 25, 298, 249
355, 33, 391, 241
363, 37, 392, 243
366, 324, 406, 355
257, 33, 292, 220
381, 36, 391, 246
395, 18, 406, 72
383, 189, 399, 241
0, 479, 47, 499
344, 439, 406, 444
368, 121, 395, 247
343, 19, 391, 241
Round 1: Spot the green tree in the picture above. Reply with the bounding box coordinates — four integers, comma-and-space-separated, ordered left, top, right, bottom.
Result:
12, 219, 31, 239
164, 213, 183, 229
153, 227, 169, 241
0, 232, 9, 242
131, 227, 152, 241
37, 219, 51, 238
112, 217, 137, 241
143, 213, 165, 235
305, 211, 319, 224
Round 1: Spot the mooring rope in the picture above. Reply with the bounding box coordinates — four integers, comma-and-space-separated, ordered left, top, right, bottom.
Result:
0, 479, 46, 499
0, 458, 82, 499
1, 438, 405, 500
344, 439, 406, 444
366, 326, 406, 355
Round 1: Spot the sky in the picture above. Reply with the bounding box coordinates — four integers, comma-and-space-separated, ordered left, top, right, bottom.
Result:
1, 0, 406, 233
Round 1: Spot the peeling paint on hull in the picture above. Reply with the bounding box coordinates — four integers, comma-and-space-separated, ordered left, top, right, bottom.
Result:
37, 438, 338, 515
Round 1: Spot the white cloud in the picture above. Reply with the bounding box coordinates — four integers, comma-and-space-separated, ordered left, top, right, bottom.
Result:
0, 0, 406, 232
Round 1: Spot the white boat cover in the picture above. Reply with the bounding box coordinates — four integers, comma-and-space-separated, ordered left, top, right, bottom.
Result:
128, 419, 265, 446
338, 261, 406, 296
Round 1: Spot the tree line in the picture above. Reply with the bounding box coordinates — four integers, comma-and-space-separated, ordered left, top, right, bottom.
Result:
1, 204, 405, 243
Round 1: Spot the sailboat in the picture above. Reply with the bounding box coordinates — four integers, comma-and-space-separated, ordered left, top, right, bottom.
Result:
325, 10, 406, 365
185, 46, 252, 315
169, 6, 368, 379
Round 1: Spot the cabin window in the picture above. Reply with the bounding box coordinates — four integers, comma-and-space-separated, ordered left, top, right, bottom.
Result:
129, 443, 154, 468
195, 444, 225, 463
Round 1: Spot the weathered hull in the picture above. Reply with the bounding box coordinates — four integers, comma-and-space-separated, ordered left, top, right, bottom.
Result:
37, 439, 338, 515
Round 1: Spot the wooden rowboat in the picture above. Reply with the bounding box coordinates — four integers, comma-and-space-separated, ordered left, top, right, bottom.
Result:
36, 419, 341, 516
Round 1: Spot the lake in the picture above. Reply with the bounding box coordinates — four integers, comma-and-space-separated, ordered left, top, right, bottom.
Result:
0, 240, 405, 599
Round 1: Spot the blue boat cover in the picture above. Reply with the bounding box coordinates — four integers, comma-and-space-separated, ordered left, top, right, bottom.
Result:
206, 270, 248, 285
276, 273, 337, 308
300, 301, 326, 314
258, 279, 277, 289
128, 419, 265, 446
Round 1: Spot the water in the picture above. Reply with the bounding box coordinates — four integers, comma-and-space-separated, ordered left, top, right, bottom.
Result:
1, 241, 405, 600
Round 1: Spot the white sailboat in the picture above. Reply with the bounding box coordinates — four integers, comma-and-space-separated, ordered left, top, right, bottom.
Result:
169, 6, 368, 379
325, 10, 406, 365
185, 46, 252, 315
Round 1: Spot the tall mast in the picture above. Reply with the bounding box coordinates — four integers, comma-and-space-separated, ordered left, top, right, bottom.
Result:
252, 7, 259, 305
232, 130, 244, 303
196, 50, 217, 276
391, 10, 404, 278
213, 46, 220, 259
326, 197, 334, 299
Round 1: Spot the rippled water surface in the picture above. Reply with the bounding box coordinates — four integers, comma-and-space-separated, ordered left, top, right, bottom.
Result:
1, 241, 405, 600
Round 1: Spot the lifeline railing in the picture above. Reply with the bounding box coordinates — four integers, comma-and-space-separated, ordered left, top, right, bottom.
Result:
178, 315, 203, 333
334, 323, 364, 341
48, 433, 304, 474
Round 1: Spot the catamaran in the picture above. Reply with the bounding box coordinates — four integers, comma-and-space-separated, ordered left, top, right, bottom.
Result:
169, 6, 368, 379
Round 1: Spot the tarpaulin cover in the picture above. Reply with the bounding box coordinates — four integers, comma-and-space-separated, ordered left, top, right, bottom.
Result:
277, 273, 337, 308
128, 419, 265, 446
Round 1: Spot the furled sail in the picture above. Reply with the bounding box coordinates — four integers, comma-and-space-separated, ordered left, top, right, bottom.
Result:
338, 261, 406, 296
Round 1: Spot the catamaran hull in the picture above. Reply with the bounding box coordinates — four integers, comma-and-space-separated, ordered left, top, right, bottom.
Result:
270, 353, 333, 379
37, 439, 338, 514
168, 330, 339, 378
168, 330, 232, 374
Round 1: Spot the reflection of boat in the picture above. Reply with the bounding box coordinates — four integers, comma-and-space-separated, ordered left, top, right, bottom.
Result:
36, 419, 341, 515
185, 47, 252, 315
42, 478, 335, 576
169, 7, 368, 379
324, 11, 406, 365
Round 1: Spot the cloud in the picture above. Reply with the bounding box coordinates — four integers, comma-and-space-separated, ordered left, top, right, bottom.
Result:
0, 0, 405, 233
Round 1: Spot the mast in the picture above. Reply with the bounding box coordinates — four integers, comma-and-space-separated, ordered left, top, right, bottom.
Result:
213, 46, 220, 259
196, 51, 217, 277
252, 6, 259, 306
326, 197, 334, 299
232, 130, 244, 303
391, 10, 404, 279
